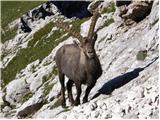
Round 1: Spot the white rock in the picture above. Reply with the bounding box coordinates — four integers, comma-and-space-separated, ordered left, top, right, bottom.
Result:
90, 111, 100, 118
101, 110, 112, 119
5, 79, 30, 105
89, 102, 98, 111
149, 0, 159, 26
3, 106, 12, 112
2, 1, 159, 118
100, 102, 107, 110
0, 113, 5, 118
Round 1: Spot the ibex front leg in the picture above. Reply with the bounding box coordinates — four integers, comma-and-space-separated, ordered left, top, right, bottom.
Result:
74, 82, 82, 106
83, 82, 95, 104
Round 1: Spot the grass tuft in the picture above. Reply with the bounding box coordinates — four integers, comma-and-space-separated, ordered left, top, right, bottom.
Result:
1, 25, 18, 43
1, 1, 45, 29
136, 50, 147, 61
43, 82, 53, 97
21, 92, 33, 103
2, 22, 69, 87
104, 18, 114, 26
102, 2, 116, 14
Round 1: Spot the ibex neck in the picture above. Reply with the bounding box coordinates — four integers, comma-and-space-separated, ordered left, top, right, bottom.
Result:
80, 50, 86, 65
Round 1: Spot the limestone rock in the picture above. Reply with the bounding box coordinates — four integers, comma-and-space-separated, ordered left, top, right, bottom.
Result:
16, 89, 45, 118
114, 0, 154, 25
2, 0, 159, 119
149, 0, 159, 26
5, 79, 30, 105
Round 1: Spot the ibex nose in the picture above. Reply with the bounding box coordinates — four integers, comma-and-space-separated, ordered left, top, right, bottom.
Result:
87, 50, 94, 58
88, 50, 93, 54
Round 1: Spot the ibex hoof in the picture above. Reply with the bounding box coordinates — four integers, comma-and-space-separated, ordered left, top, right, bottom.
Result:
61, 102, 66, 108
70, 101, 75, 106
74, 100, 80, 106
82, 99, 88, 104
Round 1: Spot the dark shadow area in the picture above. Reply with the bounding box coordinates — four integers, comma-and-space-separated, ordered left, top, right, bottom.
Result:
20, 1, 92, 33
92, 56, 158, 100
51, 1, 92, 18
115, 0, 132, 7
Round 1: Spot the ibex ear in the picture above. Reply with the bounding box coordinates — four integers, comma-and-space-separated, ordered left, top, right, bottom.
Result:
91, 33, 97, 46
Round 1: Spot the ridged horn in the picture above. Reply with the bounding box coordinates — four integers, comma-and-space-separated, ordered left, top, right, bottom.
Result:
54, 18, 84, 41
87, 9, 101, 40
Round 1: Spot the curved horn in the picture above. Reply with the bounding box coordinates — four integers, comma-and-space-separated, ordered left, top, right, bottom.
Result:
54, 18, 84, 41
87, 10, 101, 40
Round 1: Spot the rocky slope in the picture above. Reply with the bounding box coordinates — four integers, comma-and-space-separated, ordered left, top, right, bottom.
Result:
0, 0, 159, 119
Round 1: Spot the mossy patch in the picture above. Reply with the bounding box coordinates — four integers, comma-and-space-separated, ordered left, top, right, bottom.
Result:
52, 66, 58, 75
42, 66, 59, 97
1, 1, 45, 29
71, 17, 90, 33
50, 96, 63, 109
1, 25, 18, 43
102, 2, 116, 14
136, 50, 147, 61
44, 83, 53, 97
104, 18, 114, 26
42, 66, 58, 84
2, 22, 69, 87
21, 92, 33, 103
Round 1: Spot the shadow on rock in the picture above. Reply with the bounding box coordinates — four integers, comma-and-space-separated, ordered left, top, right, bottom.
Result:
52, 1, 92, 18
92, 56, 158, 100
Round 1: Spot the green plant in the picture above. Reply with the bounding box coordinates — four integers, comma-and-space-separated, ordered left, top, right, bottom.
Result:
136, 50, 147, 61
102, 2, 116, 14
71, 17, 90, 33
52, 66, 58, 75
42, 75, 48, 84
1, 25, 18, 43
1, 1, 45, 29
43, 82, 53, 97
51, 96, 63, 109
104, 18, 114, 26
2, 22, 69, 87
21, 92, 33, 103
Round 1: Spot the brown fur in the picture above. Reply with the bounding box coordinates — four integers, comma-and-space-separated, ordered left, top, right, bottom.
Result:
55, 37, 102, 106
55, 8, 102, 106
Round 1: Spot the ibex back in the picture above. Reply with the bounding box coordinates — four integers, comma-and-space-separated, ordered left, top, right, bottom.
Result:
55, 8, 102, 106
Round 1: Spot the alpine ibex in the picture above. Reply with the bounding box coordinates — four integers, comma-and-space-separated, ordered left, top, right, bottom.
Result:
55, 9, 102, 106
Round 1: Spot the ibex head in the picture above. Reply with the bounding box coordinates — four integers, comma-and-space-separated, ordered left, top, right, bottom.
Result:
80, 33, 97, 59
81, 9, 100, 59
54, 6, 100, 59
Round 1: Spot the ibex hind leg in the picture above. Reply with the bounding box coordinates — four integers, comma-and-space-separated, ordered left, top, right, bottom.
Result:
59, 72, 66, 107
67, 79, 74, 105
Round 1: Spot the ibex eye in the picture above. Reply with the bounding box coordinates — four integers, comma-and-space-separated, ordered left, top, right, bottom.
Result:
93, 34, 97, 41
